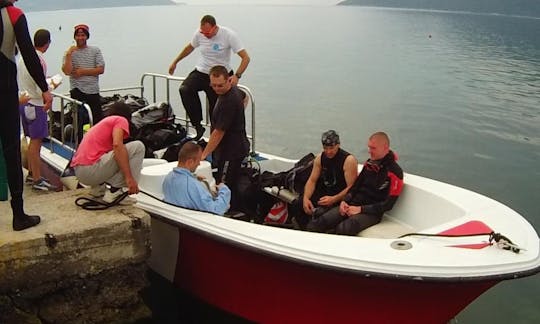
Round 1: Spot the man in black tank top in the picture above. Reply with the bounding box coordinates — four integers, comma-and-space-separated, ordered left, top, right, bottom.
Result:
296, 130, 358, 229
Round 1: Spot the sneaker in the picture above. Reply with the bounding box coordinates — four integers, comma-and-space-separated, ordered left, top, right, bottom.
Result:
103, 188, 136, 205
32, 178, 58, 191
25, 175, 34, 185
89, 183, 106, 198
193, 125, 205, 141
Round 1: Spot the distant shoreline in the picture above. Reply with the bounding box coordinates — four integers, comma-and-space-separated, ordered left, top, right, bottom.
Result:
339, 5, 540, 20
337, 0, 540, 19
17, 0, 178, 13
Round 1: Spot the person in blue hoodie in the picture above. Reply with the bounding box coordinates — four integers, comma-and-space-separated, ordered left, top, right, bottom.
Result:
163, 141, 230, 215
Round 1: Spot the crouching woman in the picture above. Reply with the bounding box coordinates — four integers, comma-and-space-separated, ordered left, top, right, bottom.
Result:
71, 102, 144, 203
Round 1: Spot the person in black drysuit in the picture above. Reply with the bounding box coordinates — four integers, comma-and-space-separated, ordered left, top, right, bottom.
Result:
1, 0, 52, 230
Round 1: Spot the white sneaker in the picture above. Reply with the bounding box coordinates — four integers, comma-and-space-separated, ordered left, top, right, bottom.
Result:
89, 184, 106, 198
32, 178, 58, 191
103, 188, 136, 205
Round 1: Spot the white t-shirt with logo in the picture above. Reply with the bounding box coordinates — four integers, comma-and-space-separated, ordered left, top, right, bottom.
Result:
17, 50, 47, 106
191, 26, 244, 74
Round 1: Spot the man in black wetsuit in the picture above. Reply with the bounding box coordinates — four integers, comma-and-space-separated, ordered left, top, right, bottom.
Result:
296, 130, 358, 229
1, 0, 52, 230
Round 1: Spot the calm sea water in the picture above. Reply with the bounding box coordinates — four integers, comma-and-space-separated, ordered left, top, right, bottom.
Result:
26, 5, 539, 323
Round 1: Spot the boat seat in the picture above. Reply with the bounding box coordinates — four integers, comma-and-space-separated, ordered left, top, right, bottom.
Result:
357, 216, 413, 239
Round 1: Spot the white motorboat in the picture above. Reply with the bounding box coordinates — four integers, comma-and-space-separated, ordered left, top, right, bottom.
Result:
41, 73, 540, 323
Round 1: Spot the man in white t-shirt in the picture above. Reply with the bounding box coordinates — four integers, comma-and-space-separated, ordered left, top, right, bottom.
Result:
168, 14, 250, 141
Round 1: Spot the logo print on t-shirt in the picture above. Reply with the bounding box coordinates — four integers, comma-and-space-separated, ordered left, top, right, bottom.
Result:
212, 43, 221, 51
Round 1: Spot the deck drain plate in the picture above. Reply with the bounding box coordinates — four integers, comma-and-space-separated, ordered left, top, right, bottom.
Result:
391, 240, 413, 250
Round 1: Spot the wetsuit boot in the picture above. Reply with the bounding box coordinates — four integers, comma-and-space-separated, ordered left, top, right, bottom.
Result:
11, 197, 41, 231
193, 124, 205, 141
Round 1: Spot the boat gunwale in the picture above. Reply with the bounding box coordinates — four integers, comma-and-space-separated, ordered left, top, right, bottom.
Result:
146, 207, 540, 283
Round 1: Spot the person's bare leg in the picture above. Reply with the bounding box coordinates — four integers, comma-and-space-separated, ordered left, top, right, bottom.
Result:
28, 138, 42, 181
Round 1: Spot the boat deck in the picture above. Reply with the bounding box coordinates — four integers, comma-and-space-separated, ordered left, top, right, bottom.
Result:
358, 216, 413, 238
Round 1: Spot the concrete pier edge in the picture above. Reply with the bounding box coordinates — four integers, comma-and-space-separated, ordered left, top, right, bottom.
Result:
0, 188, 152, 323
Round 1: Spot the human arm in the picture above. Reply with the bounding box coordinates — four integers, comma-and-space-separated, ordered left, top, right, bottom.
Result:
71, 65, 104, 78
230, 49, 250, 86
201, 128, 225, 160
360, 169, 404, 215
302, 154, 322, 215
193, 182, 231, 215
12, 10, 52, 110
112, 128, 139, 194
64, 47, 104, 77
317, 154, 358, 206
62, 45, 77, 75
168, 43, 195, 75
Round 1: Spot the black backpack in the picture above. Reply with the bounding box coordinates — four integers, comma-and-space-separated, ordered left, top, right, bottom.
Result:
284, 153, 315, 194
130, 121, 187, 158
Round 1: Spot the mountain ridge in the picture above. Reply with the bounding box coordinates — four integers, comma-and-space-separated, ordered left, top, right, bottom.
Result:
16, 0, 178, 12
337, 0, 540, 18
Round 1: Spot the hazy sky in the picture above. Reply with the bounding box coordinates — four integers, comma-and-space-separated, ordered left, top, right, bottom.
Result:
178, 0, 339, 5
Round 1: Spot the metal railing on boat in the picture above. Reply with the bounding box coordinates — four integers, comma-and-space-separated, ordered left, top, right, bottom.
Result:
46, 93, 92, 157
49, 73, 256, 155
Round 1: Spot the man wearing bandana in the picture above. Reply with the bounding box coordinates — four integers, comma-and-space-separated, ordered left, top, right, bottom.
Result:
297, 130, 358, 230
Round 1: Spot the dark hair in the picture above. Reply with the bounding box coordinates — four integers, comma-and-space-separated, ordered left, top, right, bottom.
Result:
200, 15, 216, 26
209, 65, 229, 79
33, 29, 51, 48
178, 141, 202, 163
0, 0, 13, 9
105, 102, 132, 122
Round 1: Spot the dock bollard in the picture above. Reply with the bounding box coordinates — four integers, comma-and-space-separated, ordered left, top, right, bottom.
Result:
0, 144, 8, 201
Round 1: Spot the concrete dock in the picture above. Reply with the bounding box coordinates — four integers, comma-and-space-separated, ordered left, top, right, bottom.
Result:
0, 187, 151, 323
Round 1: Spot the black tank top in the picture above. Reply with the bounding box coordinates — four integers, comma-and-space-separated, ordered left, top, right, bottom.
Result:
317, 148, 350, 196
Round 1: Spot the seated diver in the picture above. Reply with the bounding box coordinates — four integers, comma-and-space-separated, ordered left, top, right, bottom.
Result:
163, 141, 231, 215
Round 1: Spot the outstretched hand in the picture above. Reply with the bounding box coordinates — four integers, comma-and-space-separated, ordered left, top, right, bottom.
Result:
168, 62, 177, 75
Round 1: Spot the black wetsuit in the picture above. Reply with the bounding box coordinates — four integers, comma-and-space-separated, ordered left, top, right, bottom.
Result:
210, 85, 250, 211
1, 1, 48, 224
294, 148, 351, 229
